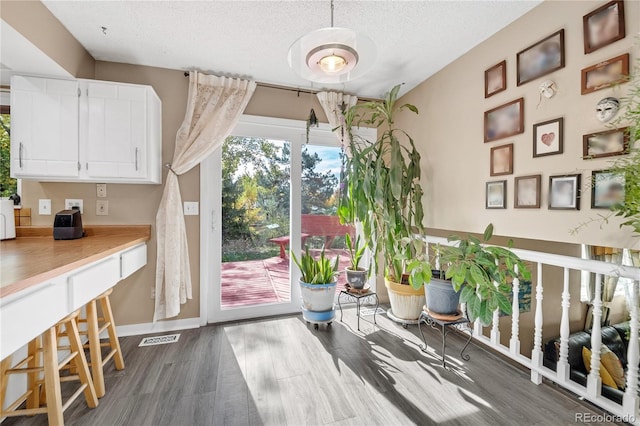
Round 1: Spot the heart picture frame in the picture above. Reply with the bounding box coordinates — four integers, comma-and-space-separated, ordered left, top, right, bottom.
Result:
533, 117, 564, 158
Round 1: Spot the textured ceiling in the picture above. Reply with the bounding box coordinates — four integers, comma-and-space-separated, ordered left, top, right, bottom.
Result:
42, 0, 542, 98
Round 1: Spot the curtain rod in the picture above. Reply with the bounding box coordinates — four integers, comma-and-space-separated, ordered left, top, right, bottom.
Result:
182, 71, 379, 102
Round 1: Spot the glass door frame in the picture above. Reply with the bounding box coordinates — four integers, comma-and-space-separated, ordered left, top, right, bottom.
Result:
200, 114, 376, 324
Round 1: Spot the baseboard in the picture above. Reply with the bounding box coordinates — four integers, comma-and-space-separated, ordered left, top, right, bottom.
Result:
114, 317, 201, 337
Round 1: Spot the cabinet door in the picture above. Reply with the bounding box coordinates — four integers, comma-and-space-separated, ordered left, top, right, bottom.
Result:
81, 81, 147, 179
10, 76, 79, 178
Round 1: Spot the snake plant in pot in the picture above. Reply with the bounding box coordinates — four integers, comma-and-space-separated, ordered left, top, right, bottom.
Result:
339, 84, 432, 320
345, 233, 368, 289
437, 224, 531, 325
292, 247, 340, 325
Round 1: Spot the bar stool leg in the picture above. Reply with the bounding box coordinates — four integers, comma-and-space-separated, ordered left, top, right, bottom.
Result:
26, 338, 41, 409
1, 355, 11, 410
66, 318, 98, 409
86, 300, 106, 398
99, 294, 124, 370
42, 327, 64, 425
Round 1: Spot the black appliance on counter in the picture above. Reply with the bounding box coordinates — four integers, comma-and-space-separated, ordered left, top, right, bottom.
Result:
53, 208, 84, 240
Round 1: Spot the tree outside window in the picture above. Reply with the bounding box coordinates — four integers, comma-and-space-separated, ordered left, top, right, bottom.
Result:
0, 110, 17, 198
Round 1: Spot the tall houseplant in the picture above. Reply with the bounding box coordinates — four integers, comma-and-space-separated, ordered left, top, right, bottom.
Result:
339, 85, 431, 320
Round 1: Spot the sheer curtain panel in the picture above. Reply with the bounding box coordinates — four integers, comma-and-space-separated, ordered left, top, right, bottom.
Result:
154, 72, 256, 321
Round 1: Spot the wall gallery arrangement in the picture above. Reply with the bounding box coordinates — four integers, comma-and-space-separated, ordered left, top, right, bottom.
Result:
483, 0, 631, 212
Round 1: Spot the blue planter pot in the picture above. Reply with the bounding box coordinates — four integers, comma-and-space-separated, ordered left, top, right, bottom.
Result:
425, 276, 460, 315
299, 281, 336, 312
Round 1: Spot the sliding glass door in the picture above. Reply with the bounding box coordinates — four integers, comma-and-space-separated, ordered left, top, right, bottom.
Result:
200, 115, 375, 323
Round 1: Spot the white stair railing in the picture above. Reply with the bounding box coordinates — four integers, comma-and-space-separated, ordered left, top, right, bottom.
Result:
425, 235, 640, 424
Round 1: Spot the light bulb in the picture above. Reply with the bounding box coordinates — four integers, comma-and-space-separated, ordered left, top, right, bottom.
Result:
318, 54, 347, 73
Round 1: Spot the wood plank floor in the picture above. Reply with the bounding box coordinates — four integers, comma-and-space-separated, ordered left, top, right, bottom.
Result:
3, 308, 618, 426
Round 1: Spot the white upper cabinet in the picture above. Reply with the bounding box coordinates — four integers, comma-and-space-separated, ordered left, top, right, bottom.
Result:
10, 76, 79, 178
79, 80, 161, 183
10, 75, 162, 184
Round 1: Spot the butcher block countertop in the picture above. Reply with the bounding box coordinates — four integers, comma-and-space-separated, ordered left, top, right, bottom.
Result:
0, 225, 151, 299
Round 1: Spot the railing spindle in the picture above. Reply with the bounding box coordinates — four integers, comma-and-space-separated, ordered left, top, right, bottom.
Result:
510, 264, 520, 355
557, 267, 571, 383
531, 263, 544, 384
491, 259, 501, 345
587, 274, 603, 397
623, 281, 639, 418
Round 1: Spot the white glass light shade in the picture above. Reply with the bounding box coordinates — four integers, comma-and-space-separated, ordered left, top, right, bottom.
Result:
288, 27, 376, 84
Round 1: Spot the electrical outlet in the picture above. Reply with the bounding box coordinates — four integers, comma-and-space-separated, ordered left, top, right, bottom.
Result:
96, 200, 109, 216
65, 199, 83, 214
183, 201, 199, 216
96, 184, 107, 198
38, 199, 51, 215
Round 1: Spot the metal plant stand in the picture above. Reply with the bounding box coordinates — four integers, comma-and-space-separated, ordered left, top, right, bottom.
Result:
418, 310, 473, 368
337, 289, 379, 331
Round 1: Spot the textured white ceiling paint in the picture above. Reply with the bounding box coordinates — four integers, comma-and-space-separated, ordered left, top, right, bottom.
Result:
42, 0, 542, 98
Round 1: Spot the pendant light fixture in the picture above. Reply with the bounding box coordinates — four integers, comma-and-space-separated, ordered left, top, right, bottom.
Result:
288, 0, 376, 84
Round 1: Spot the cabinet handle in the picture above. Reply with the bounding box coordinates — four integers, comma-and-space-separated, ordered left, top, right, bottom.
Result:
19, 142, 23, 169
135, 147, 139, 171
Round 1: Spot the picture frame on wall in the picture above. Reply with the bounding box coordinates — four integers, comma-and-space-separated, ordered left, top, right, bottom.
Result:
533, 117, 564, 158
583, 0, 626, 54
484, 98, 524, 143
592, 170, 625, 209
486, 180, 507, 209
583, 127, 629, 159
490, 143, 513, 176
485, 60, 507, 98
515, 175, 541, 209
517, 29, 565, 86
549, 174, 581, 210
581, 53, 630, 95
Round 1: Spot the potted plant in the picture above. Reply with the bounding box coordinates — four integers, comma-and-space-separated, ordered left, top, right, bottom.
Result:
345, 233, 368, 289
292, 247, 340, 326
436, 223, 531, 325
339, 84, 432, 321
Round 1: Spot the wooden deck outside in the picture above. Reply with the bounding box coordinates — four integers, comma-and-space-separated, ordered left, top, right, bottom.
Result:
221, 250, 350, 308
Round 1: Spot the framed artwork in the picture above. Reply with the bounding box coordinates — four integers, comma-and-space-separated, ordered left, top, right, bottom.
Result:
517, 29, 565, 86
490, 143, 513, 176
485, 60, 506, 98
583, 127, 629, 159
592, 170, 625, 209
484, 98, 524, 143
549, 174, 581, 210
581, 53, 630, 95
583, 1, 626, 54
533, 117, 564, 158
515, 175, 541, 209
486, 180, 507, 209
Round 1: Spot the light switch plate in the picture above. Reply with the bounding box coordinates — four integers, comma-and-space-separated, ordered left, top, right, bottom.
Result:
96, 200, 108, 216
39, 199, 51, 215
183, 201, 199, 216
65, 199, 83, 214
96, 184, 107, 198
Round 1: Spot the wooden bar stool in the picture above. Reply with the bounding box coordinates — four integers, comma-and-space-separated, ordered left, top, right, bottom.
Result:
0, 310, 98, 425
78, 288, 125, 398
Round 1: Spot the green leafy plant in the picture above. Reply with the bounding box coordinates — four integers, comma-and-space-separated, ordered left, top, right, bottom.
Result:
571, 56, 640, 236
439, 224, 531, 325
338, 84, 431, 287
345, 233, 366, 271
292, 247, 340, 284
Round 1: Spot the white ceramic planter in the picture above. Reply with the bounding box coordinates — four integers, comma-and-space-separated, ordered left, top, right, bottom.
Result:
385, 278, 424, 320
299, 281, 336, 312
